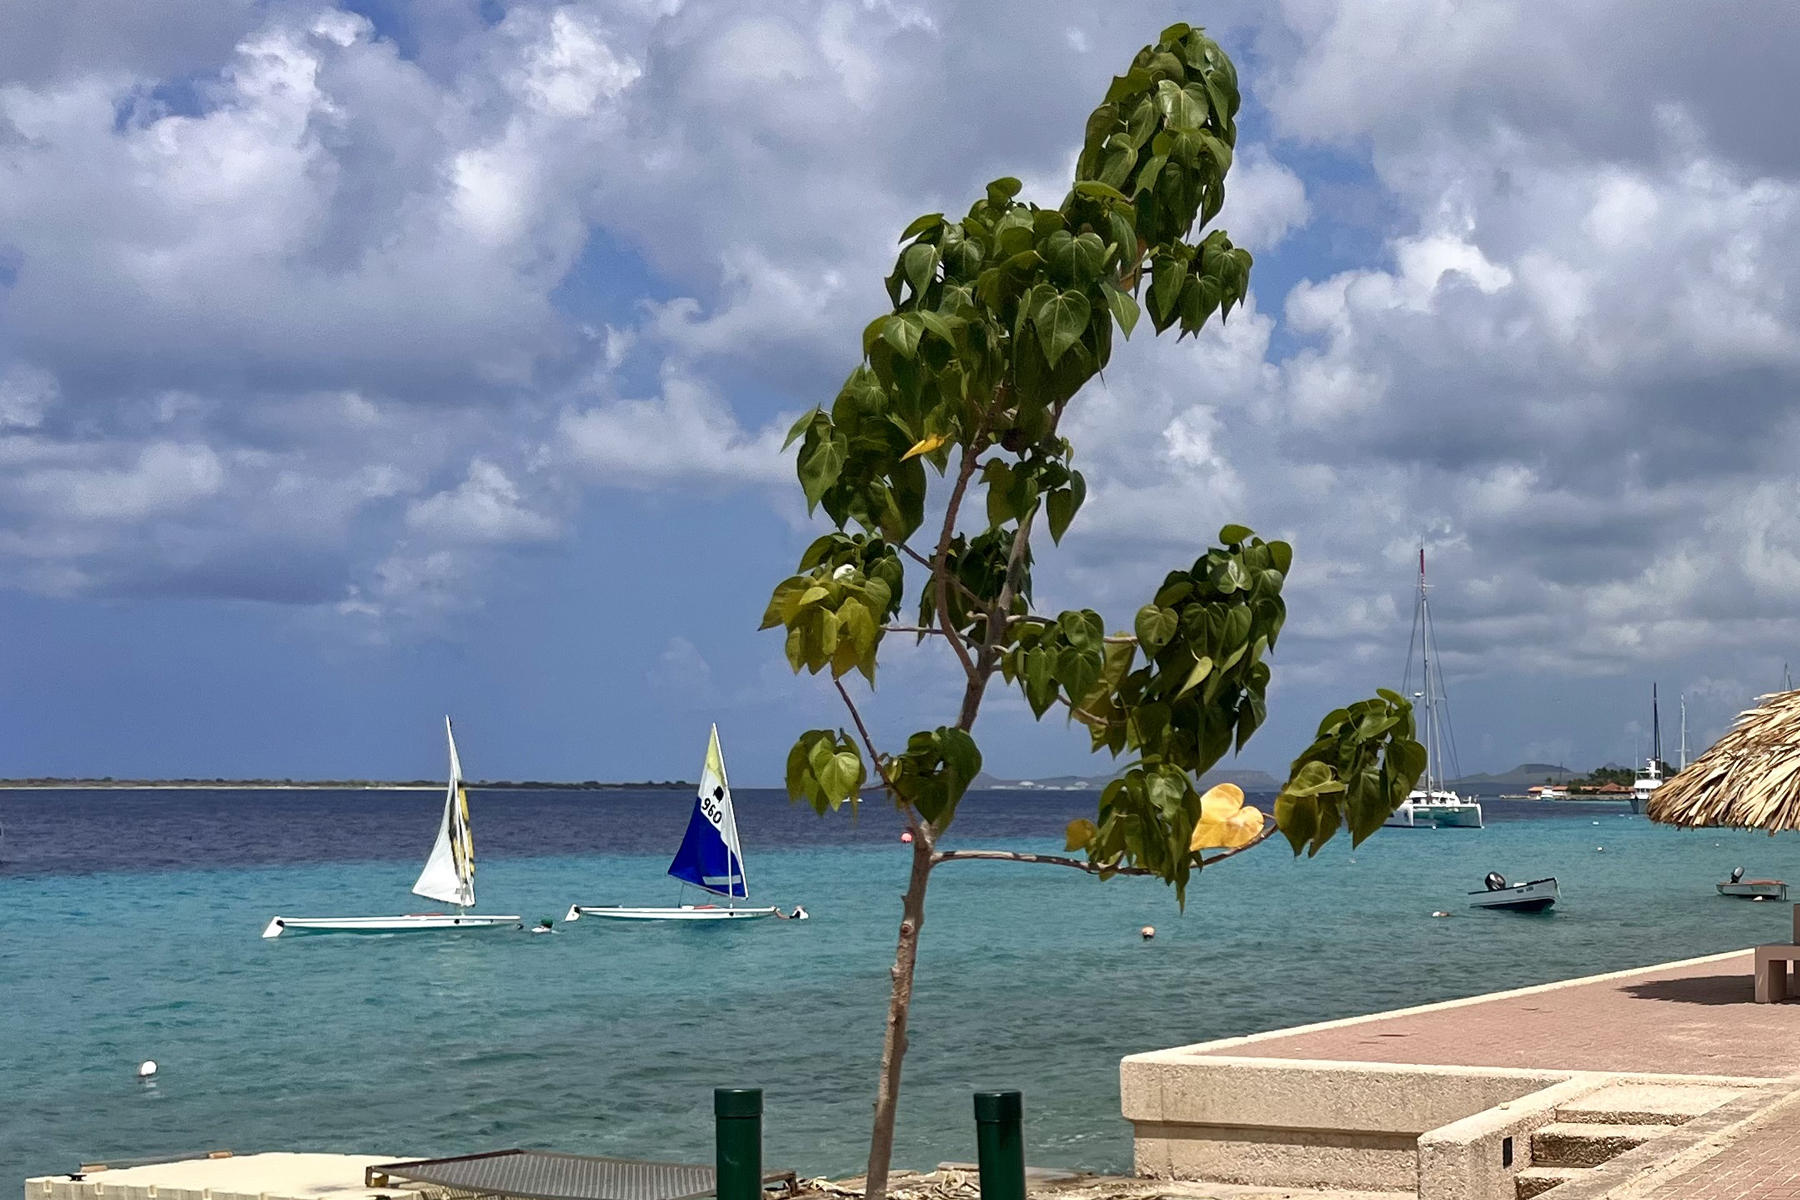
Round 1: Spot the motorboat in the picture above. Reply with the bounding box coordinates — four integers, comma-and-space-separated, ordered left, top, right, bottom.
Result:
1718, 867, 1788, 900
1469, 871, 1558, 913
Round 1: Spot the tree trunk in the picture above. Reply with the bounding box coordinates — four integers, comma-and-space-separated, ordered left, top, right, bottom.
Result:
863, 822, 936, 1200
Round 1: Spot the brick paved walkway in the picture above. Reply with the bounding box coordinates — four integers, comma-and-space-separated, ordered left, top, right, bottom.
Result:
1642, 1091, 1800, 1200
1208, 950, 1800, 1078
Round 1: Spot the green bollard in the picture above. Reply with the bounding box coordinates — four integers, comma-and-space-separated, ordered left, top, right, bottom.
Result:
714, 1088, 762, 1200
973, 1091, 1025, 1200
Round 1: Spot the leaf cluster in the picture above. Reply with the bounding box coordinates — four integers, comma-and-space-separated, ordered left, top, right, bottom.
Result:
785, 22, 1253, 560
1009, 525, 1287, 899
787, 729, 867, 814
885, 727, 982, 829
761, 533, 904, 683
1276, 691, 1427, 856
916, 527, 1032, 643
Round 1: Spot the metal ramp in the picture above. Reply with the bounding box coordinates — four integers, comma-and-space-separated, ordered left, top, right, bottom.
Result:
368, 1150, 796, 1200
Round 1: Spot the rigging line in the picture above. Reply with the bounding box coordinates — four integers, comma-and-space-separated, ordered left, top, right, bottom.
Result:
1402, 583, 1423, 698
1422, 584, 1465, 785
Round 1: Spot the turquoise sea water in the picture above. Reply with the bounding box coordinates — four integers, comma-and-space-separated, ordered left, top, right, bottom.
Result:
3, 790, 1797, 1188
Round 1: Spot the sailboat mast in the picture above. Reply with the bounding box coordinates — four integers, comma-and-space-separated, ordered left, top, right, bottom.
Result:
1419, 548, 1438, 795
1651, 684, 1661, 774
1679, 694, 1688, 771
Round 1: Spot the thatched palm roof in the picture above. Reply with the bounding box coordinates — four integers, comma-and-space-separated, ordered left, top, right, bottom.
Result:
1647, 690, 1800, 831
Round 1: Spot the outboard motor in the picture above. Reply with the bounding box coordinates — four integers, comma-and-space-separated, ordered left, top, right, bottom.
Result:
1484, 871, 1508, 891
1731, 866, 1746, 883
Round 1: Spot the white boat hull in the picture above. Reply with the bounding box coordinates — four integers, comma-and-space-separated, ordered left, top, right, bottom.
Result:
565, 904, 782, 923
1719, 881, 1788, 900
1417, 802, 1484, 828
1385, 796, 1485, 829
1469, 878, 1558, 913
1384, 799, 1419, 828
263, 914, 521, 938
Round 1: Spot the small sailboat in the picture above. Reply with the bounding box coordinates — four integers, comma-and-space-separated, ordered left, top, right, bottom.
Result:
1718, 867, 1788, 900
566, 725, 796, 923
1384, 548, 1483, 830
262, 718, 520, 938
1469, 871, 1558, 913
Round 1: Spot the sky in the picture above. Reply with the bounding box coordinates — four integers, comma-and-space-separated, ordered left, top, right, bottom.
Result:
1, 0, 1798, 785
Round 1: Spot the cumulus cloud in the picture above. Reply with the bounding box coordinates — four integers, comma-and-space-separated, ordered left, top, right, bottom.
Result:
556, 369, 793, 489
405, 460, 560, 544
6, 0, 1800, 769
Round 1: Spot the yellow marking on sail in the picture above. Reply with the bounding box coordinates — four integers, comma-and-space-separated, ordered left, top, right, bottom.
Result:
704, 725, 727, 787
455, 784, 475, 882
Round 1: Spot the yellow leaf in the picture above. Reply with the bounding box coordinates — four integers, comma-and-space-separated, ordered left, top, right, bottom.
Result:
901, 432, 951, 461
1190, 782, 1265, 850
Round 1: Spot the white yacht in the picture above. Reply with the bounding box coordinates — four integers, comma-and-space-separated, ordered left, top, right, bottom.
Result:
1384, 548, 1484, 830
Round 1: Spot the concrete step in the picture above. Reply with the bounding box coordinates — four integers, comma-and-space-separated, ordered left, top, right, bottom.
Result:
1530, 1122, 1667, 1167
1515, 1166, 1587, 1199
1556, 1082, 1748, 1126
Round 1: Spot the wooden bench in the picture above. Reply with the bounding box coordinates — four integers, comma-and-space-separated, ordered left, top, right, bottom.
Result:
1753, 906, 1800, 1003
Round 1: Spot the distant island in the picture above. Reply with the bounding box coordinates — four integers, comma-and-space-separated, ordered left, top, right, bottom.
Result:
0, 778, 693, 791
971, 760, 1663, 799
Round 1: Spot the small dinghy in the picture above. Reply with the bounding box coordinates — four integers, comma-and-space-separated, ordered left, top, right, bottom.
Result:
566, 725, 800, 924
263, 718, 519, 937
1469, 871, 1558, 913
1718, 867, 1788, 900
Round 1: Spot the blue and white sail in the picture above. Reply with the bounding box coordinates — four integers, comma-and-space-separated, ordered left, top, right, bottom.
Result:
666, 725, 748, 900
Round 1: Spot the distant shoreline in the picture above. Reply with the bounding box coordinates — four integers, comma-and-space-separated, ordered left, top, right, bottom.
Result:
0, 780, 695, 792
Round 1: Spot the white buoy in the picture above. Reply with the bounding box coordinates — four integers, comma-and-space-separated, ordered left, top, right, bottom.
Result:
1431, 911, 1449, 918
1140, 925, 1156, 941
137, 1060, 157, 1079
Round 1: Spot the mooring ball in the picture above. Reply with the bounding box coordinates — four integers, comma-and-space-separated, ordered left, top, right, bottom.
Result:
1139, 925, 1155, 940
1431, 911, 1449, 918
900, 831, 913, 844
137, 1061, 157, 1078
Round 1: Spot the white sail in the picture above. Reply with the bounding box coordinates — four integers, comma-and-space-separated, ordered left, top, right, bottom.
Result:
413, 716, 476, 908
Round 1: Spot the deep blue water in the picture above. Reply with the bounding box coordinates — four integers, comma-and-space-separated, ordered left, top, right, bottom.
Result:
3, 789, 1797, 1189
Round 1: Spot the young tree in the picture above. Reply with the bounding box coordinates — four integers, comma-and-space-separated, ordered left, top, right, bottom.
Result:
763, 24, 1426, 1199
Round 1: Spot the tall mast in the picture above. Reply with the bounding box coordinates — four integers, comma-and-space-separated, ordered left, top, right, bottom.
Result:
1651, 683, 1661, 773
1419, 547, 1437, 795
1679, 693, 1688, 771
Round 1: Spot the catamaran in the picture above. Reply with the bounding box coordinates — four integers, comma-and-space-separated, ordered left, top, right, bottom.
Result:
262, 718, 520, 938
1384, 548, 1484, 829
565, 725, 799, 923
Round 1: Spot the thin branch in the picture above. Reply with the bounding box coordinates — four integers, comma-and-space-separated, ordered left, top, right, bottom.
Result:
835, 679, 899, 795
900, 544, 983, 610
1198, 823, 1279, 866
930, 446, 984, 683
930, 823, 1278, 874
932, 848, 1156, 875
884, 624, 978, 646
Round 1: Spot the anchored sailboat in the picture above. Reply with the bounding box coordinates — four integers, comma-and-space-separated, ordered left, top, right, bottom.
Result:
1385, 548, 1483, 829
565, 725, 799, 923
262, 718, 520, 937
